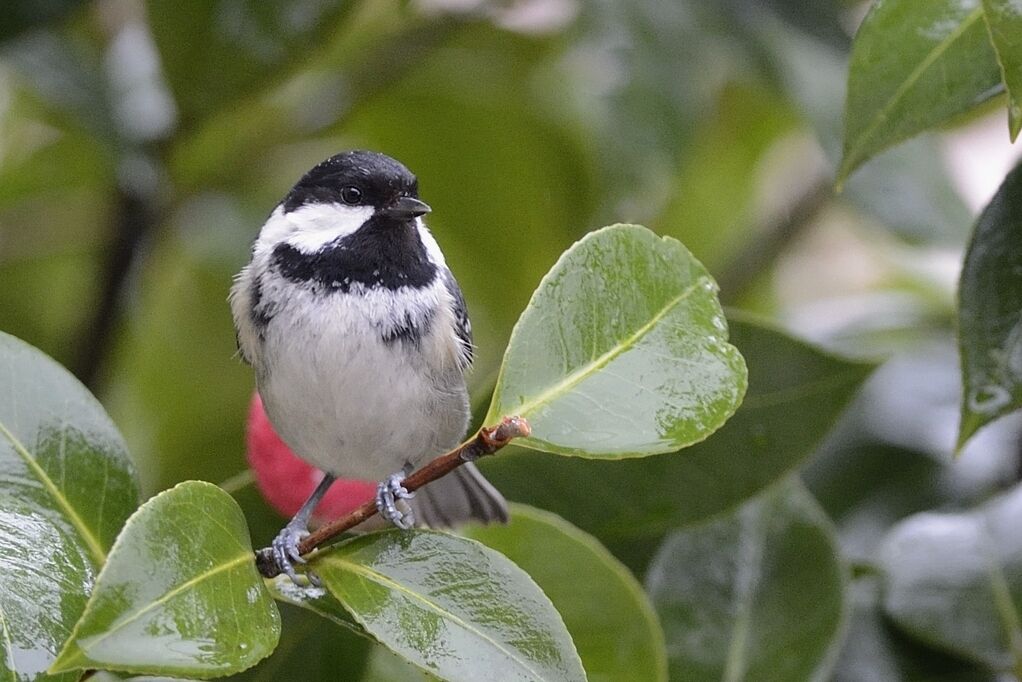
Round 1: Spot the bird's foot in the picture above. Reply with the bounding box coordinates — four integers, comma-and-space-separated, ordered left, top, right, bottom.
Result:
376, 472, 415, 529
269, 521, 310, 584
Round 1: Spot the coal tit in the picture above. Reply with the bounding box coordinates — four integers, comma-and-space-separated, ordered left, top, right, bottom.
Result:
230, 150, 507, 581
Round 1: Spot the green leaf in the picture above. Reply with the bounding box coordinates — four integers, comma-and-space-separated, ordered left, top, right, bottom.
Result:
879, 482, 1022, 673
833, 576, 1001, 682
228, 602, 370, 682
485, 224, 747, 458
839, 0, 1003, 182
646, 478, 847, 681
0, 331, 139, 682
311, 529, 586, 682
50, 481, 280, 678
480, 315, 872, 566
983, 0, 1022, 138
957, 161, 1022, 449
145, 0, 352, 125
266, 575, 366, 638
465, 505, 668, 682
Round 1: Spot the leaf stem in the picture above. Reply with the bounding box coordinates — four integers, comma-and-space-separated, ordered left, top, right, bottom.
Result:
254, 416, 531, 579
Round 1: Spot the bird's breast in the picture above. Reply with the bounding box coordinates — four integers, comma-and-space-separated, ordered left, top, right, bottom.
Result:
253, 277, 470, 478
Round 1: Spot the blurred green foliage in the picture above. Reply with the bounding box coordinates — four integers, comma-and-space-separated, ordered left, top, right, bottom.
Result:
2, 0, 1022, 680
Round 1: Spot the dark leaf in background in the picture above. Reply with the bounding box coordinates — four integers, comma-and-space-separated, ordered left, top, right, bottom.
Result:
50, 481, 280, 679
839, 0, 1003, 181
833, 576, 1001, 682
0, 0, 88, 41
466, 505, 668, 682
879, 482, 1022, 673
311, 530, 586, 682
481, 315, 872, 571
957, 161, 1022, 449
0, 331, 139, 681
982, 0, 1022, 138
145, 0, 352, 126
486, 225, 747, 458
646, 478, 846, 681
806, 341, 1022, 564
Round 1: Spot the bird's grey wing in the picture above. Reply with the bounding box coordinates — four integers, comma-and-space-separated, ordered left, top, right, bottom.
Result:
229, 262, 270, 366
441, 267, 473, 370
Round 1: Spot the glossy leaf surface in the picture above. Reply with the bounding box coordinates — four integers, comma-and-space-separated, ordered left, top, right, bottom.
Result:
313, 530, 586, 682
983, 0, 1022, 138
880, 483, 1022, 672
0, 331, 139, 681
486, 224, 747, 458
646, 479, 846, 681
957, 161, 1022, 449
481, 316, 872, 559
840, 0, 1002, 181
50, 481, 280, 678
466, 505, 668, 682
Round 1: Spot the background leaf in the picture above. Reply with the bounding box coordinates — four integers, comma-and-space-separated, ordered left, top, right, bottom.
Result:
486, 224, 747, 458
879, 482, 1022, 673
832, 575, 1001, 682
982, 0, 1022, 138
465, 505, 668, 682
0, 330, 139, 681
646, 478, 847, 681
145, 0, 352, 126
50, 481, 280, 679
311, 529, 586, 682
840, 0, 1003, 181
957, 160, 1022, 449
480, 316, 872, 572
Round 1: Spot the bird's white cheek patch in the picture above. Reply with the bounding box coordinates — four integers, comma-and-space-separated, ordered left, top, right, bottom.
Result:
256, 203, 375, 254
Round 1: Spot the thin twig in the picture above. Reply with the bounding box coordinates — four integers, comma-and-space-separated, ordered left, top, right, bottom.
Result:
255, 416, 531, 578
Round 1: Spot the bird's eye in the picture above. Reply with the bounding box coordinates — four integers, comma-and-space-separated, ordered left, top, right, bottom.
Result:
340, 186, 363, 205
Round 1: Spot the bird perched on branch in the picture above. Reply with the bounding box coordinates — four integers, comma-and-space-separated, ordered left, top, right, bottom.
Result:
230, 150, 507, 581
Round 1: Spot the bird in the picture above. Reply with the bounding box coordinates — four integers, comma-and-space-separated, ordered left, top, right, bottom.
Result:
230, 150, 508, 581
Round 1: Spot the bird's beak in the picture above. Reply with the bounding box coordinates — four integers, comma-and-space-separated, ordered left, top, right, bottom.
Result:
380, 196, 431, 220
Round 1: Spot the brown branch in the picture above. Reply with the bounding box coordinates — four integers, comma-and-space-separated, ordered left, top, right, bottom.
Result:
255, 416, 531, 579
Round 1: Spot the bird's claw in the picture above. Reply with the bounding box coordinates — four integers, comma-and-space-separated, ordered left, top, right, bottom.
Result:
376, 472, 415, 529
270, 522, 309, 584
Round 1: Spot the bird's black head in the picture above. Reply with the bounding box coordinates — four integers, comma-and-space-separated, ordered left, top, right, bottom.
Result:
280, 150, 431, 219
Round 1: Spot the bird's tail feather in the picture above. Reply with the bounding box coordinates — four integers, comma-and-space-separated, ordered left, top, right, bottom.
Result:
412, 463, 509, 527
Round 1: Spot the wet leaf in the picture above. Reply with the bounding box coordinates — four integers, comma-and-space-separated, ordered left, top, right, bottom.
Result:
839, 0, 1003, 182
879, 482, 1022, 672
957, 161, 1022, 449
480, 315, 872, 568
466, 505, 668, 682
312, 529, 586, 682
0, 331, 139, 682
646, 478, 846, 681
485, 224, 747, 458
50, 481, 280, 678
983, 0, 1022, 138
